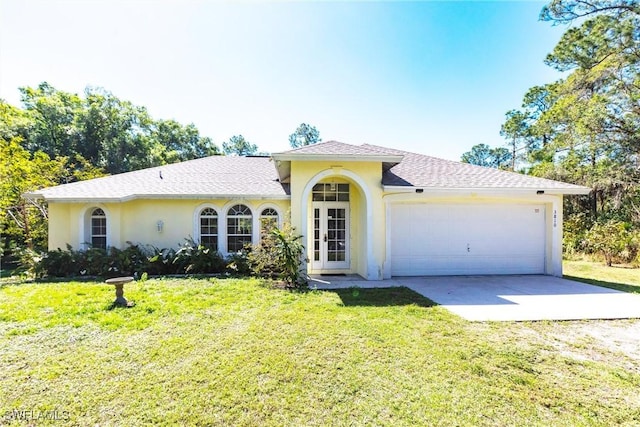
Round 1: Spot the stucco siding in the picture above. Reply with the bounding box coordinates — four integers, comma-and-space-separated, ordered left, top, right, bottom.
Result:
47, 198, 291, 252
289, 160, 387, 279
48, 203, 73, 250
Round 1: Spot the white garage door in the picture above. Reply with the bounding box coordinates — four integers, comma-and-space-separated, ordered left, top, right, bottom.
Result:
390, 203, 546, 276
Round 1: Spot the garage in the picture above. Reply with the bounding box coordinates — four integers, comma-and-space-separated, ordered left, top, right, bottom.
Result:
389, 203, 546, 276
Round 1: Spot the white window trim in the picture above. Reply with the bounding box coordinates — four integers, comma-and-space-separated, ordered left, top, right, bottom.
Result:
79, 205, 110, 250
193, 203, 222, 251
222, 201, 255, 254
256, 203, 283, 241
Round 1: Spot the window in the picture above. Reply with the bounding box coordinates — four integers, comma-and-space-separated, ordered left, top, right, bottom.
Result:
91, 208, 107, 249
260, 208, 279, 236
312, 183, 349, 201
199, 207, 218, 250
227, 204, 252, 252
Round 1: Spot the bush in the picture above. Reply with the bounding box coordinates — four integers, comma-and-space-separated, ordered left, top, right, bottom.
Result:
106, 243, 152, 278
585, 220, 636, 266
172, 237, 226, 274
33, 243, 153, 278
226, 250, 252, 276
28, 233, 308, 280
147, 247, 178, 275
248, 224, 308, 289
563, 212, 591, 256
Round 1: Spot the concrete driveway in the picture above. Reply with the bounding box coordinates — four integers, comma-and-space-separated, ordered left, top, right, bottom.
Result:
311, 275, 640, 322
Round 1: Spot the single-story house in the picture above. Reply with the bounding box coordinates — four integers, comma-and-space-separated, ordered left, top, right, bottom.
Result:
25, 140, 590, 280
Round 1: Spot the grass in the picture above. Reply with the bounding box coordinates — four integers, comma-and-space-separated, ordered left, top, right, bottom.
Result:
1, 276, 639, 426
564, 259, 640, 293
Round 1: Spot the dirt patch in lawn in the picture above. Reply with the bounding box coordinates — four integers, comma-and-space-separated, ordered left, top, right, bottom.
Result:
472, 319, 640, 373
542, 320, 640, 371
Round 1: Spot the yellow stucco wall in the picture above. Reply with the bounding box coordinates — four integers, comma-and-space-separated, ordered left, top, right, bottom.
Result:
47, 199, 290, 252
289, 160, 386, 279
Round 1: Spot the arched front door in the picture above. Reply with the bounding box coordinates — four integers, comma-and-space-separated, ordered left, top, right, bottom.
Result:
311, 183, 350, 270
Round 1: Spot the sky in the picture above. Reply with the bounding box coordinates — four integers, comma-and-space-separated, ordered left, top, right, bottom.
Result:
0, 0, 568, 161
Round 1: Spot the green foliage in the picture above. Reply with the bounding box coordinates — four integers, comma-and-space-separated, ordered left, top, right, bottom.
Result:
248, 224, 307, 288
14, 83, 220, 174
495, 0, 640, 259
460, 143, 512, 170
288, 123, 321, 148
34, 243, 152, 278
222, 134, 258, 156
562, 212, 592, 256
248, 233, 282, 279
172, 237, 226, 274
1, 83, 223, 259
585, 220, 637, 266
225, 250, 252, 276
0, 137, 80, 251
147, 247, 178, 275
29, 238, 262, 279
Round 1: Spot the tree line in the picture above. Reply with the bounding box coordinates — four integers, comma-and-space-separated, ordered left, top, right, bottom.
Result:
462, 0, 640, 265
0, 82, 321, 261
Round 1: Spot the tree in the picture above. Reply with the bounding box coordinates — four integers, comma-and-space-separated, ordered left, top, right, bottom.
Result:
222, 135, 258, 156
1, 82, 220, 256
151, 119, 220, 163
497, 0, 640, 263
288, 123, 321, 148
540, 0, 640, 24
500, 110, 533, 170
19, 82, 83, 158
461, 144, 512, 169
14, 83, 222, 175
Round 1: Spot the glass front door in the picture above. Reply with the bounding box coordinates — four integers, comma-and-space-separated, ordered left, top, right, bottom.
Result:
312, 202, 350, 270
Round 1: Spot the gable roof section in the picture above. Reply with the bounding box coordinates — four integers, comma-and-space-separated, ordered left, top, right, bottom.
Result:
271, 140, 404, 183
26, 156, 290, 202
275, 140, 403, 160
362, 144, 590, 194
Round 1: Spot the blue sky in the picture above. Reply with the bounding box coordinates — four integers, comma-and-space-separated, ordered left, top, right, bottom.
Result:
0, 1, 567, 160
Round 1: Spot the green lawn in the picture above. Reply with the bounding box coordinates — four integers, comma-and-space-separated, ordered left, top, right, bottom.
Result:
1, 276, 639, 426
564, 259, 640, 293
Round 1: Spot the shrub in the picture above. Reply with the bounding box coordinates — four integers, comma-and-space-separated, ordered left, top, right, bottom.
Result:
226, 249, 252, 276
147, 247, 178, 275
563, 212, 591, 256
172, 237, 226, 274
249, 224, 308, 289
585, 220, 635, 266
248, 232, 282, 280
33, 243, 153, 278
16, 246, 46, 278
106, 243, 152, 277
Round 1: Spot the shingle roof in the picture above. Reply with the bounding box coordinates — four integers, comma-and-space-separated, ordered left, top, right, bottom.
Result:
362, 144, 589, 192
281, 140, 397, 156
27, 142, 590, 202
27, 156, 289, 202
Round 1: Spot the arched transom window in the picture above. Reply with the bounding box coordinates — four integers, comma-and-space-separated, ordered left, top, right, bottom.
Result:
91, 208, 107, 249
260, 208, 279, 236
227, 204, 252, 252
199, 207, 218, 250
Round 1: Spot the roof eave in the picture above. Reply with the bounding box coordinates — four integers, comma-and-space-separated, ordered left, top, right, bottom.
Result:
24, 193, 292, 203
382, 186, 591, 195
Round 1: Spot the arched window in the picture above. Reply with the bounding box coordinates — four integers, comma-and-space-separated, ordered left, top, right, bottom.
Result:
227, 204, 252, 252
260, 208, 279, 236
91, 208, 107, 249
199, 207, 218, 250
